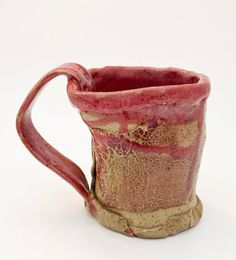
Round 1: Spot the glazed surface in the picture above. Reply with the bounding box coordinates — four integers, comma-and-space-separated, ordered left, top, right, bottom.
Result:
82, 100, 206, 212
17, 63, 210, 238
70, 66, 210, 214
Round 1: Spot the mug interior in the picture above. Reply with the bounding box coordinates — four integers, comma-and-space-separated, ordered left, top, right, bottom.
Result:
89, 67, 200, 92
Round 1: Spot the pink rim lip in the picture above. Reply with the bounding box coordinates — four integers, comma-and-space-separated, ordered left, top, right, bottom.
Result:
67, 66, 210, 113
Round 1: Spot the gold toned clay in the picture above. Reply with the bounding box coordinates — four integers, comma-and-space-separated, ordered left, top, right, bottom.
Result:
92, 122, 120, 135
16, 63, 210, 240
86, 194, 203, 238
127, 123, 138, 131
124, 121, 198, 147
94, 140, 193, 211
87, 119, 198, 147
80, 112, 103, 121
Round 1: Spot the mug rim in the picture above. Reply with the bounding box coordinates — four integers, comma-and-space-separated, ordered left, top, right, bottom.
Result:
67, 66, 210, 113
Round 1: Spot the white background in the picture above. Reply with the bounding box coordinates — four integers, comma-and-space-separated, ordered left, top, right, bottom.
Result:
1, 0, 236, 259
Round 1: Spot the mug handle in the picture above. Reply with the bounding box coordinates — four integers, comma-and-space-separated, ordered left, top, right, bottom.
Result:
16, 63, 95, 210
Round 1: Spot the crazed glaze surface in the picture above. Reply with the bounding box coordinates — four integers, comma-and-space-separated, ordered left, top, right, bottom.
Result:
16, 63, 210, 238
82, 111, 203, 212
69, 66, 209, 237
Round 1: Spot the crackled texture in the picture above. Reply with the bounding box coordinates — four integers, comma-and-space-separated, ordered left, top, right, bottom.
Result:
94, 137, 194, 211
85, 106, 205, 212
17, 63, 209, 239
74, 66, 209, 237
81, 111, 199, 147
79, 90, 208, 215
81, 100, 207, 214
124, 121, 198, 147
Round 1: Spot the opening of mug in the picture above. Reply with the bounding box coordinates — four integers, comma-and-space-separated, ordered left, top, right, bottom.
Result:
89, 67, 200, 92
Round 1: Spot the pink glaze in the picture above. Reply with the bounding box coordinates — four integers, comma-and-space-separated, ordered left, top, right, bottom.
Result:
16, 63, 210, 215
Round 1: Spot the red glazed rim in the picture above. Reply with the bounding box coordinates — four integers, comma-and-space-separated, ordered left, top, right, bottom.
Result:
67, 66, 210, 113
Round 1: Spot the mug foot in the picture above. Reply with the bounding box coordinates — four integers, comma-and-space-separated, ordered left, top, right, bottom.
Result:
85, 195, 203, 239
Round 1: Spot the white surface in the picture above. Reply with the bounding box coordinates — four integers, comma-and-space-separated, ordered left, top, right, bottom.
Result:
1, 0, 236, 259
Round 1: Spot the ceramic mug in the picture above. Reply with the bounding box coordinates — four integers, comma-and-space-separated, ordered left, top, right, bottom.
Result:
16, 63, 210, 238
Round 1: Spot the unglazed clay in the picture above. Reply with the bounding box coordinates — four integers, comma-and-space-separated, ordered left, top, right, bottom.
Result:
16, 63, 210, 238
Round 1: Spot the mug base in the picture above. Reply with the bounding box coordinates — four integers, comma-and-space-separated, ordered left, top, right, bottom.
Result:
85, 195, 203, 239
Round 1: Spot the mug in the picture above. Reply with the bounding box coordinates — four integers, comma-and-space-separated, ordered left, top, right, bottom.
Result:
16, 63, 210, 238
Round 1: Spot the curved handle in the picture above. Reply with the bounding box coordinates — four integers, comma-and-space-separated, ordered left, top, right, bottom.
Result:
16, 63, 95, 206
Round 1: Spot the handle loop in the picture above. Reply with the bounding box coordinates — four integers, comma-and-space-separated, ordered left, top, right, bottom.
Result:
16, 63, 93, 202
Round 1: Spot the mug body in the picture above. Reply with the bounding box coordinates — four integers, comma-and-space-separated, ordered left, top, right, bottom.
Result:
67, 66, 210, 238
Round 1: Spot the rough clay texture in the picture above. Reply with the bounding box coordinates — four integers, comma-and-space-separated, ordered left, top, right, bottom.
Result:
78, 67, 209, 238
81, 99, 206, 238
16, 64, 209, 239
83, 110, 205, 212
81, 111, 199, 147
94, 142, 194, 211
86, 194, 203, 238
81, 98, 206, 238
124, 121, 198, 147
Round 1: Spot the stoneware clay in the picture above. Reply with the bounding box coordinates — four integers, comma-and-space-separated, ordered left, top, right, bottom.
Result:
16, 63, 210, 238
